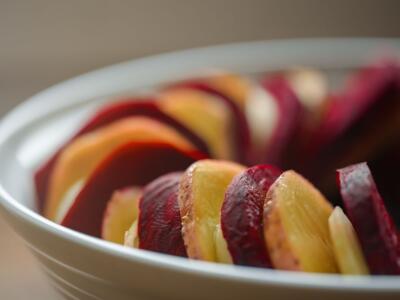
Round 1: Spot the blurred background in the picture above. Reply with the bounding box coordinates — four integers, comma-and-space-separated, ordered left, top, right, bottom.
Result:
0, 0, 399, 298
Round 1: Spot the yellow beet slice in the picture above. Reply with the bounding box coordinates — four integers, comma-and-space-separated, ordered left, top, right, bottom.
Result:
263, 170, 338, 273
329, 207, 370, 275
209, 73, 252, 109
101, 187, 141, 245
124, 220, 139, 248
159, 89, 234, 160
286, 67, 328, 111
179, 160, 245, 262
215, 223, 233, 264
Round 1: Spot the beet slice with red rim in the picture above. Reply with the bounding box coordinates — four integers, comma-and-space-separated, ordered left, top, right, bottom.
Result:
169, 81, 251, 164
61, 142, 206, 237
337, 162, 400, 275
221, 164, 281, 267
35, 100, 210, 212
261, 76, 303, 167
138, 172, 187, 257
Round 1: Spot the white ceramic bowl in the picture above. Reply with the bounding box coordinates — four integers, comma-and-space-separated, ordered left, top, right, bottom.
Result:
0, 39, 399, 300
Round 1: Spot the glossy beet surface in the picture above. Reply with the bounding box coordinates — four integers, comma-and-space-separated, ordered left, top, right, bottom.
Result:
221, 165, 281, 267
337, 162, 400, 275
61, 142, 205, 237
34, 100, 210, 212
138, 172, 187, 257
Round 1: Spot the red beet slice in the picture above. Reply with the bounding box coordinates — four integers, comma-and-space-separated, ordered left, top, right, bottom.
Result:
35, 100, 210, 212
169, 81, 251, 164
305, 62, 400, 196
314, 62, 400, 149
61, 142, 206, 237
337, 162, 400, 275
261, 76, 303, 167
138, 172, 187, 257
221, 164, 281, 267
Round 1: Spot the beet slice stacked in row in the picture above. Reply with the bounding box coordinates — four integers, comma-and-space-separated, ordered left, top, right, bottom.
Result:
138, 172, 187, 257
34, 61, 400, 275
337, 162, 400, 275
221, 165, 281, 267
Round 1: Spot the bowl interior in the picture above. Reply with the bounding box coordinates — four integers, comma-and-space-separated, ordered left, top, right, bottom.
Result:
0, 38, 399, 292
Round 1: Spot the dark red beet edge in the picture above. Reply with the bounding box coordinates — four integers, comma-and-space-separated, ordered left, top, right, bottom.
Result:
221, 165, 281, 267
61, 142, 206, 237
34, 100, 210, 212
337, 162, 400, 275
138, 172, 187, 257
261, 76, 303, 167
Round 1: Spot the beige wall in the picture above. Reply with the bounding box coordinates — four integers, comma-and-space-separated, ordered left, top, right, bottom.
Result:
1, 0, 399, 114
0, 1, 399, 299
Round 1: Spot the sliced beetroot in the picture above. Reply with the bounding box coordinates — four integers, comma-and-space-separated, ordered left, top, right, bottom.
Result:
221, 164, 281, 267
305, 62, 400, 195
61, 142, 205, 237
169, 81, 251, 164
261, 75, 303, 167
337, 162, 400, 275
35, 100, 210, 212
138, 172, 187, 257
314, 62, 400, 149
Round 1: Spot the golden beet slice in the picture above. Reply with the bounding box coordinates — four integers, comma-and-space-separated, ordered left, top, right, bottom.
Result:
159, 89, 234, 160
45, 117, 196, 220
214, 224, 233, 264
101, 187, 141, 245
329, 207, 369, 275
286, 67, 328, 113
124, 220, 139, 248
209, 73, 252, 109
178, 160, 245, 262
164, 79, 252, 164
263, 170, 338, 273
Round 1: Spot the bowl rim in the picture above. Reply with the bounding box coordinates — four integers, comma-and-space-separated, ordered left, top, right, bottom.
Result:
0, 38, 400, 292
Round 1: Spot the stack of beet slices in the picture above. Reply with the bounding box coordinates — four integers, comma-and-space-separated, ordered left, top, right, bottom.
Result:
34, 61, 400, 275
